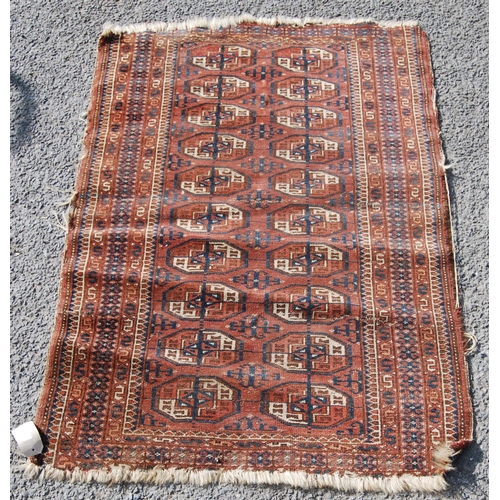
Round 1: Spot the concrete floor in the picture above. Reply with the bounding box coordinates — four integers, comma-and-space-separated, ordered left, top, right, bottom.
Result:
10, 1, 488, 499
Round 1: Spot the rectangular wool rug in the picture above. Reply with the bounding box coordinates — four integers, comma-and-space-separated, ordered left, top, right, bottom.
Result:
26, 15, 473, 493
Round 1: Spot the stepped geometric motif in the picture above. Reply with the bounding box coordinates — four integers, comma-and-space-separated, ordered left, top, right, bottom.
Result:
263, 332, 349, 373
261, 383, 350, 427
272, 106, 340, 129
267, 285, 348, 322
158, 329, 243, 366
188, 44, 256, 70
271, 169, 342, 197
171, 203, 247, 233
272, 77, 339, 101
186, 75, 254, 99
268, 242, 346, 275
163, 282, 244, 320
152, 376, 240, 422
270, 205, 344, 235
185, 103, 255, 128
274, 47, 337, 73
180, 133, 251, 161
271, 135, 342, 163
167, 240, 247, 273
176, 166, 249, 195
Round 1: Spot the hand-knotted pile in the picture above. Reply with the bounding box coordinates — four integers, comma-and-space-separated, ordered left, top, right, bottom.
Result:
27, 15, 473, 493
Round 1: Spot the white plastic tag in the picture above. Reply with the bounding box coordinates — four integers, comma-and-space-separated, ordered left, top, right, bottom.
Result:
11, 421, 43, 457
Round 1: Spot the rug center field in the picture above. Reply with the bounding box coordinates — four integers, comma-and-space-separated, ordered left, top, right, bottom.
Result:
134, 39, 365, 440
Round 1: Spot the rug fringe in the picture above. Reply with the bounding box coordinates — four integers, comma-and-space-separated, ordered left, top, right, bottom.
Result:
54, 189, 79, 208
50, 211, 68, 234
101, 15, 418, 36
19, 460, 447, 492
432, 443, 459, 472
48, 189, 79, 234
464, 330, 478, 355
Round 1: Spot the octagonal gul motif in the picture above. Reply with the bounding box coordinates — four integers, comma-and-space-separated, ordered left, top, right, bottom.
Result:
185, 104, 255, 128
263, 333, 349, 373
176, 167, 249, 195
180, 133, 251, 161
171, 203, 247, 233
272, 106, 340, 129
269, 243, 346, 276
267, 285, 348, 322
274, 47, 337, 73
167, 240, 247, 273
272, 77, 339, 101
271, 135, 341, 163
271, 169, 342, 197
163, 282, 245, 320
186, 75, 254, 100
153, 376, 240, 422
158, 330, 243, 367
188, 45, 256, 71
261, 383, 350, 427
270, 204, 343, 235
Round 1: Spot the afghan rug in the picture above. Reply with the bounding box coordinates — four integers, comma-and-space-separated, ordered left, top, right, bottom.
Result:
29, 16, 473, 492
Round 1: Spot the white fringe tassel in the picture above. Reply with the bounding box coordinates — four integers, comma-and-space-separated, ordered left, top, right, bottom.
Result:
20, 460, 450, 493
102, 14, 418, 36
464, 330, 478, 355
432, 443, 459, 472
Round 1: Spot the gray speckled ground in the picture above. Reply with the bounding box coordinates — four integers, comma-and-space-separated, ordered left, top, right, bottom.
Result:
10, 1, 488, 498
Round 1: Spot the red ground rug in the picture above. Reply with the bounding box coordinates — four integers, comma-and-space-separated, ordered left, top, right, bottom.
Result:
29, 16, 473, 492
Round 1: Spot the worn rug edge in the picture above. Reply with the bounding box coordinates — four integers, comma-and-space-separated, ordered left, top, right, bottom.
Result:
101, 14, 418, 36
19, 444, 458, 492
